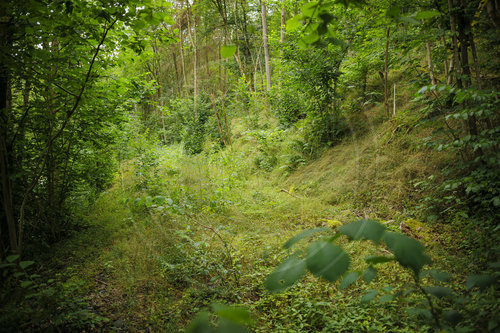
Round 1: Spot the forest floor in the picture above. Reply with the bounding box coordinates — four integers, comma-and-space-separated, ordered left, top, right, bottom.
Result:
35, 117, 478, 332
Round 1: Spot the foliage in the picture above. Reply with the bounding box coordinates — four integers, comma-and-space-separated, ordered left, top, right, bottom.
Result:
265, 219, 499, 331
417, 86, 500, 216
0, 255, 107, 330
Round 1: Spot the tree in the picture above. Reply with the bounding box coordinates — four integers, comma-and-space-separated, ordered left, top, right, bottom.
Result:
0, 0, 170, 257
261, 0, 272, 91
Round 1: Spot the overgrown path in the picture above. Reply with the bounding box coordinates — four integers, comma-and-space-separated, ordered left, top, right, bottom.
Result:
51, 136, 473, 332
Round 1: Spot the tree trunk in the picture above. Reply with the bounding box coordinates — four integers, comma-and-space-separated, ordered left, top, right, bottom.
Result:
448, 0, 462, 87
279, 3, 285, 89
457, 0, 471, 88
172, 49, 181, 95
261, 0, 271, 91
423, 21, 437, 86
486, 0, 500, 28
186, 0, 198, 118
438, 23, 450, 80
0, 11, 18, 255
179, 28, 187, 96
218, 40, 222, 92
425, 41, 436, 85
469, 31, 482, 89
457, 0, 478, 138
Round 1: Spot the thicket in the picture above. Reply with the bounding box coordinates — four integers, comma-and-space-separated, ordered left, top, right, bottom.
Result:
1, 0, 499, 331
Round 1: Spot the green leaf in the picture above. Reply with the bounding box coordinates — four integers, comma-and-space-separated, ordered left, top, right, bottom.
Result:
264, 255, 306, 292
407, 307, 432, 320
429, 270, 450, 282
218, 318, 249, 333
302, 31, 320, 44
133, 19, 147, 30
339, 219, 386, 244
297, 39, 308, 49
20, 281, 33, 288
425, 286, 453, 298
6, 255, 20, 263
443, 310, 463, 325
187, 312, 213, 333
386, 4, 401, 19
213, 304, 253, 326
416, 11, 440, 20
286, 15, 304, 31
306, 241, 350, 283
19, 261, 35, 270
361, 290, 378, 303
399, 16, 420, 25
283, 228, 330, 249
362, 266, 377, 284
364, 255, 394, 265
382, 232, 432, 275
221, 45, 237, 59
381, 285, 394, 292
378, 294, 394, 303
489, 320, 499, 331
302, 1, 319, 17
334, 0, 366, 7
339, 272, 359, 289
466, 274, 496, 290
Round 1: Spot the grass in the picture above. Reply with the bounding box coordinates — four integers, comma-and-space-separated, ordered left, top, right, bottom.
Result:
8, 105, 481, 332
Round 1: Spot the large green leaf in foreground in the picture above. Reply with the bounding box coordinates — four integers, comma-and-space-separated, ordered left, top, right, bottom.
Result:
306, 241, 350, 282
382, 232, 432, 275
264, 255, 306, 292
339, 219, 386, 244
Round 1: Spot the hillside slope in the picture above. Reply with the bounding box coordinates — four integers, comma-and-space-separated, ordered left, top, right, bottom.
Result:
4, 112, 486, 332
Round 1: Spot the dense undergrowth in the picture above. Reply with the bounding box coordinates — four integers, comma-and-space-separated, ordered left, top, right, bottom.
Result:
2, 101, 497, 331
2, 0, 499, 331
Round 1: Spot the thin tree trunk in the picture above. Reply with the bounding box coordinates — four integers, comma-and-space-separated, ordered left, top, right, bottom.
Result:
457, 1, 471, 88
179, 28, 187, 96
214, 0, 247, 86
424, 25, 437, 85
469, 32, 482, 89
186, 0, 198, 118
279, 4, 285, 89
280, 5, 285, 44
233, 0, 252, 91
457, 0, 478, 139
438, 23, 450, 79
425, 41, 436, 85
447, 56, 454, 85
0, 11, 18, 254
253, 41, 263, 92
448, 0, 462, 87
172, 49, 181, 95
261, 0, 271, 91
0, 139, 17, 253
486, 0, 500, 28
218, 41, 222, 92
